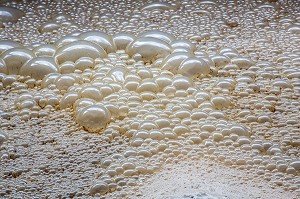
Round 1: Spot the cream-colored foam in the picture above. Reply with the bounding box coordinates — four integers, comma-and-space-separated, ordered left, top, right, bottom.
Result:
0, 1, 299, 198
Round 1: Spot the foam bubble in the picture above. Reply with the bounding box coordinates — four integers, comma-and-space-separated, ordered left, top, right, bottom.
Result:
76, 105, 111, 133
126, 37, 171, 63
19, 57, 58, 80
178, 57, 210, 78
1, 48, 34, 75
0, 6, 24, 23
141, 2, 179, 11
79, 31, 116, 53
113, 33, 136, 50
55, 40, 107, 64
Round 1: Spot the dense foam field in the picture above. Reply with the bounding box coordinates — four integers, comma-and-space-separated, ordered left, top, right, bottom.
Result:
0, 0, 299, 198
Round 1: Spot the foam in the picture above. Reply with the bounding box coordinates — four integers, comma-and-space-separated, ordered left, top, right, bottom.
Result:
0, 1, 299, 198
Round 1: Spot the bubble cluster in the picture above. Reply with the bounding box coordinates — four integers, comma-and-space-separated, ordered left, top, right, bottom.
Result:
0, 0, 299, 198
